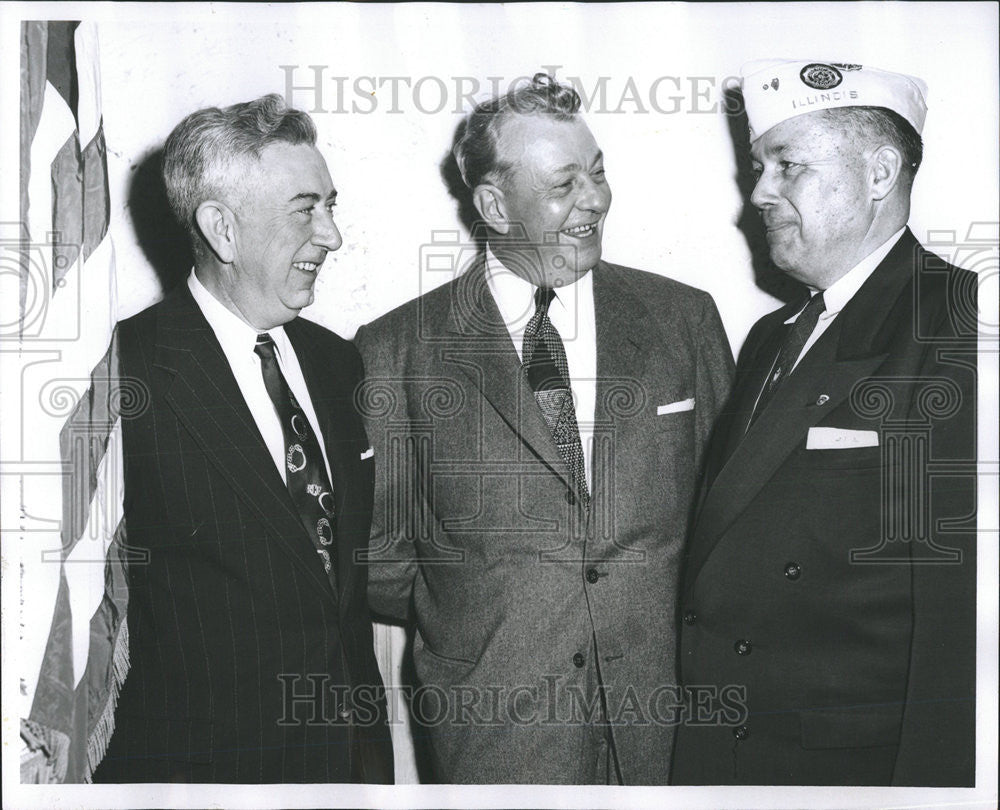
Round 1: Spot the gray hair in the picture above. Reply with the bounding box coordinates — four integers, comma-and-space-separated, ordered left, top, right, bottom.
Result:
817, 106, 923, 181
162, 93, 317, 243
453, 72, 581, 190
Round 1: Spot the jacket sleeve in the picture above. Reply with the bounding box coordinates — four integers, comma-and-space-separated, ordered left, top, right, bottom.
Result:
353, 323, 420, 622
892, 306, 977, 786
693, 291, 736, 472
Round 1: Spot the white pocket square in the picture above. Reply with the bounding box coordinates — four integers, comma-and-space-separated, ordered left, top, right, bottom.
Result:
657, 398, 695, 415
360, 447, 374, 460
806, 427, 878, 449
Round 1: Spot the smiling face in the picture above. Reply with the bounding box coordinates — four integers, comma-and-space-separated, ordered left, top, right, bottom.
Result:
750, 112, 877, 290
226, 142, 342, 329
493, 115, 611, 287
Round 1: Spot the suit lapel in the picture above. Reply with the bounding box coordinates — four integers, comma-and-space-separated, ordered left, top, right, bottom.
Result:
153, 286, 334, 602
716, 307, 797, 471
684, 231, 919, 589
593, 262, 649, 389
685, 328, 886, 585
591, 263, 688, 500
445, 259, 575, 490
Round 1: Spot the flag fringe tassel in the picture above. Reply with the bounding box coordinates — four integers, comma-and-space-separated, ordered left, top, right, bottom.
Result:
83, 618, 129, 782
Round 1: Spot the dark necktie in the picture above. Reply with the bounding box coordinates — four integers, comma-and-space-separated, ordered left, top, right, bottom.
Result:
749, 292, 827, 426
522, 287, 589, 505
254, 333, 338, 587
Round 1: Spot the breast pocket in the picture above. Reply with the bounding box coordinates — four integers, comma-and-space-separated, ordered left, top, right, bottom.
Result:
799, 445, 885, 470
796, 425, 884, 470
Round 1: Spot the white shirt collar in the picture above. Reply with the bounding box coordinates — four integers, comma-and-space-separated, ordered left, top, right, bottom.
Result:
187, 269, 291, 357
787, 227, 906, 323
483, 244, 591, 337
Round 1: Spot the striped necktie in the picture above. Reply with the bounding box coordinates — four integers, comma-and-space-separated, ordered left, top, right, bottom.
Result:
749, 292, 826, 427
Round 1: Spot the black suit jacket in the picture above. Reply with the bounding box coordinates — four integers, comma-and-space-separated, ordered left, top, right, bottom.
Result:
671, 229, 977, 785
93, 283, 393, 783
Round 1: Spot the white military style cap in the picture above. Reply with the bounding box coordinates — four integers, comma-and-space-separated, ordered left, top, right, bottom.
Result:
741, 59, 929, 140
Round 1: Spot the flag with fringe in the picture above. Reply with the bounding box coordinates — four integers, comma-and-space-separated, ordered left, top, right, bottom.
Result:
15, 20, 130, 784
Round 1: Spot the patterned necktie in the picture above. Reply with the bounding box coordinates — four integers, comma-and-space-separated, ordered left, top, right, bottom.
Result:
750, 292, 826, 426
522, 287, 590, 505
254, 333, 338, 586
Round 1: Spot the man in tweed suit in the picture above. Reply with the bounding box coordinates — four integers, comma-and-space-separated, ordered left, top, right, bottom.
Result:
355, 73, 733, 784
92, 95, 393, 783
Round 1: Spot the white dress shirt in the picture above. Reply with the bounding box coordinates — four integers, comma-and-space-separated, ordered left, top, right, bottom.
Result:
187, 270, 333, 485
788, 227, 906, 371
484, 246, 597, 489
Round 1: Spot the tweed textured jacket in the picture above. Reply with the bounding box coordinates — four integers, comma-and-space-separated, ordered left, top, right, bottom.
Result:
355, 259, 733, 783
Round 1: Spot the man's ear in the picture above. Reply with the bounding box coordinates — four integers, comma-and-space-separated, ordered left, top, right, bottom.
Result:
194, 200, 237, 263
869, 144, 904, 201
472, 183, 510, 235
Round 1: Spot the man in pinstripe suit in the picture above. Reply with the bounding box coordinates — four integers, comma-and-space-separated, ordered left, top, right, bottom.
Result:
92, 95, 393, 783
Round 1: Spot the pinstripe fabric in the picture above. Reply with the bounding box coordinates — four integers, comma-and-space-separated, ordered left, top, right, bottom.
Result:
91, 284, 393, 783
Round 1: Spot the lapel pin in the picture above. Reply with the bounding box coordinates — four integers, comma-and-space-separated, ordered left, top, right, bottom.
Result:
816, 394, 830, 406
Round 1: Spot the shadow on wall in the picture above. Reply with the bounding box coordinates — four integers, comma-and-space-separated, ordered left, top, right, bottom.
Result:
128, 147, 192, 294
439, 116, 492, 253
723, 86, 803, 306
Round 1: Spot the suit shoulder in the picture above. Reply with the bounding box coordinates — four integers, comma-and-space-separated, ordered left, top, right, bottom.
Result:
293, 315, 355, 353
601, 261, 717, 309
290, 317, 363, 382
876, 242, 977, 345
356, 277, 456, 346
753, 298, 795, 328
115, 294, 169, 349
600, 262, 725, 334
749, 300, 798, 333
913, 247, 977, 318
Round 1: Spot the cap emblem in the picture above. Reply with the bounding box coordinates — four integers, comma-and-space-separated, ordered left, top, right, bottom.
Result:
800, 63, 843, 90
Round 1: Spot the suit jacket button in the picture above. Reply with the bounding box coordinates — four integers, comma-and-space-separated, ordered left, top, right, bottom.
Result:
734, 639, 752, 656
784, 562, 802, 580
572, 652, 585, 668
733, 724, 750, 740
586, 568, 599, 584
565, 490, 577, 506
683, 610, 697, 625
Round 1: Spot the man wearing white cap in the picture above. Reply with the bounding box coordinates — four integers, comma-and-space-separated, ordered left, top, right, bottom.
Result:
672, 60, 977, 785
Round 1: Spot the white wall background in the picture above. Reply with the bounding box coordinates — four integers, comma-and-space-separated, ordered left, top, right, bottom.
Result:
92, 3, 999, 790
2, 1, 997, 805
97, 2, 999, 354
